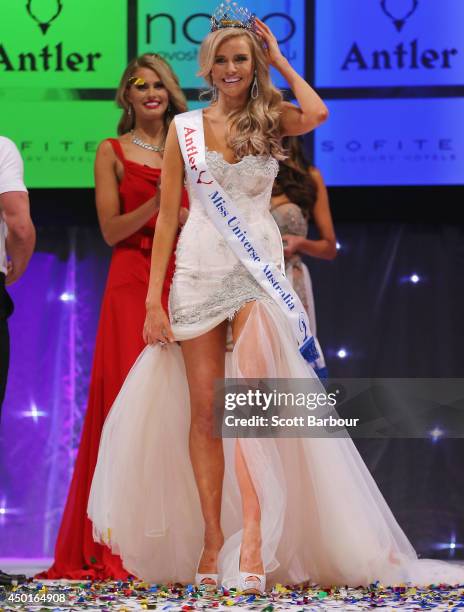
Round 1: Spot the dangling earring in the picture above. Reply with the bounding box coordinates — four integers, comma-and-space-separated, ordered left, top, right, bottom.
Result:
127, 104, 133, 117
251, 71, 259, 100
211, 84, 218, 103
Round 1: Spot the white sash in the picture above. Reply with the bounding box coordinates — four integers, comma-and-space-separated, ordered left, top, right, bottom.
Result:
174, 109, 319, 365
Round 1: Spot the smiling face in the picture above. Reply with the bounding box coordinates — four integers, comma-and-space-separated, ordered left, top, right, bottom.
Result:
125, 67, 169, 123
211, 35, 255, 100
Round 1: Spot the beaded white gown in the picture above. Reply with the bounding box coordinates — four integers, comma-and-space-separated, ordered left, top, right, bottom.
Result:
88, 145, 464, 588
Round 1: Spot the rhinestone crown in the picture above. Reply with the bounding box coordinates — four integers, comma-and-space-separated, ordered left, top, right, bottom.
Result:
211, 0, 257, 32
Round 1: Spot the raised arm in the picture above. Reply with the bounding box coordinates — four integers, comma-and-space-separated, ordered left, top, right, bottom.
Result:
143, 121, 184, 345
255, 18, 329, 136
94, 140, 159, 247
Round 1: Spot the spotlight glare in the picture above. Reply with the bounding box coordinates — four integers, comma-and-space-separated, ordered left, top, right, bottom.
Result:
0, 508, 6, 515
336, 242, 342, 251
433, 541, 463, 551
410, 274, 420, 284
429, 426, 444, 442
59, 292, 76, 302
337, 348, 347, 359
21, 402, 47, 423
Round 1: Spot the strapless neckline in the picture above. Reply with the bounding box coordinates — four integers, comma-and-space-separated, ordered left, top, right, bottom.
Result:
206, 147, 272, 167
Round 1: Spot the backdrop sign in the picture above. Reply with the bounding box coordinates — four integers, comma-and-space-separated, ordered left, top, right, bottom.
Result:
137, 0, 305, 89
0, 1, 127, 87
315, 0, 463, 87
0, 0, 127, 188
315, 99, 464, 186
0, 101, 120, 188
1, 2, 460, 188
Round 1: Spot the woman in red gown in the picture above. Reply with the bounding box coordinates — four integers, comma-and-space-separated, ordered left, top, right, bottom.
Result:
39, 54, 189, 579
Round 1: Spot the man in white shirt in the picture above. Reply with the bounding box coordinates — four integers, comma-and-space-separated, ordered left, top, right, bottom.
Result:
0, 136, 35, 417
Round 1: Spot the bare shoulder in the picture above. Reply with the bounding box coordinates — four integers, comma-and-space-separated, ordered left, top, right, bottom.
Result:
95, 139, 119, 168
165, 120, 182, 153
308, 166, 325, 185
167, 119, 178, 136
96, 138, 116, 156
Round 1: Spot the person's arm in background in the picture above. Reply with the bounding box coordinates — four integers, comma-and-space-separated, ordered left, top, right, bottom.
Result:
1, 192, 35, 284
282, 168, 337, 261
94, 140, 160, 247
0, 139, 35, 285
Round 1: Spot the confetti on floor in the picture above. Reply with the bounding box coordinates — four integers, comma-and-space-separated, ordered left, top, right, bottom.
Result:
1, 580, 464, 611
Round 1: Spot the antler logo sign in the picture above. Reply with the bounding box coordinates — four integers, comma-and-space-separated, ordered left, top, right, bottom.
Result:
380, 0, 419, 32
26, 0, 64, 35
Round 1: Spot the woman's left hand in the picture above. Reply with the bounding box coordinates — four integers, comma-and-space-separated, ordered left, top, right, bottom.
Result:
282, 234, 303, 258
255, 18, 286, 68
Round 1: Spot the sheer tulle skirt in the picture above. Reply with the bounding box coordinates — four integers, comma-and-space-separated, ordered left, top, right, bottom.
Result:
88, 300, 464, 587
286, 259, 326, 375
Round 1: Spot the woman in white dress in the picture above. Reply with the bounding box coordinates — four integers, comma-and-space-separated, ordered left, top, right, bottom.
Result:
88, 4, 464, 593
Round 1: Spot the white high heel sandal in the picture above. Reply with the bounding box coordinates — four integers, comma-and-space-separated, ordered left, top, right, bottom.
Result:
238, 571, 266, 595
238, 552, 266, 595
195, 548, 219, 591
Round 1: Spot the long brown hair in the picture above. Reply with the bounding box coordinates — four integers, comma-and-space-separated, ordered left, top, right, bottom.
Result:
273, 136, 318, 219
198, 29, 285, 160
115, 54, 188, 136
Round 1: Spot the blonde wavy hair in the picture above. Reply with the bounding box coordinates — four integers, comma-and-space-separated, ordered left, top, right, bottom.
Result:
198, 29, 285, 160
116, 54, 188, 136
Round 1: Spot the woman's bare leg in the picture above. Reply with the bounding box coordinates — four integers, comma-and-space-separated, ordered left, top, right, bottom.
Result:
181, 321, 228, 579
232, 302, 265, 579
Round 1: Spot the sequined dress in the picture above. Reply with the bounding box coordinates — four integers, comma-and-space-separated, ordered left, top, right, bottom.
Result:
88, 121, 464, 590
168, 149, 281, 338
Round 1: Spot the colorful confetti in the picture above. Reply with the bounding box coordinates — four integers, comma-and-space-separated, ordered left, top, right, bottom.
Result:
0, 579, 463, 611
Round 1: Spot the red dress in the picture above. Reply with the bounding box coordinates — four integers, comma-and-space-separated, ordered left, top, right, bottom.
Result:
39, 139, 188, 579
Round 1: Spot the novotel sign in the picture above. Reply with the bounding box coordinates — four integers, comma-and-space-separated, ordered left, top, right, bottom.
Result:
143, 11, 296, 45
137, 3, 305, 89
